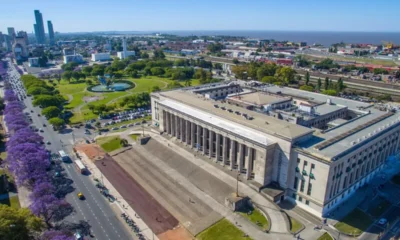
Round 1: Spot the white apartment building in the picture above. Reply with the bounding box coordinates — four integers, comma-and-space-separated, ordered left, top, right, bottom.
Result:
151, 83, 400, 217
91, 52, 111, 62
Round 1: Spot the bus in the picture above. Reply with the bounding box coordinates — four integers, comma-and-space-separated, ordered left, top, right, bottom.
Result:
58, 150, 69, 162
74, 160, 86, 174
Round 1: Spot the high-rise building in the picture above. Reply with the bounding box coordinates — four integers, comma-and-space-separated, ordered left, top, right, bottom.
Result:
17, 31, 29, 46
34, 10, 46, 44
0, 32, 4, 45
7, 27, 16, 42
47, 21, 55, 46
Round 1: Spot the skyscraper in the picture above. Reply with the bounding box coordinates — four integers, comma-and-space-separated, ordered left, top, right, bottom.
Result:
7, 27, 16, 42
17, 31, 29, 46
47, 21, 55, 46
34, 10, 46, 44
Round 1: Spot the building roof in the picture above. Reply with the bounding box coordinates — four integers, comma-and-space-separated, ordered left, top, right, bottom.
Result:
228, 91, 291, 106
159, 90, 313, 141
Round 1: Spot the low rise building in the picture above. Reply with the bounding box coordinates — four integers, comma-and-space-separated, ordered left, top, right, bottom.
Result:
28, 57, 40, 67
91, 52, 111, 62
63, 54, 84, 64
117, 51, 135, 59
151, 82, 400, 218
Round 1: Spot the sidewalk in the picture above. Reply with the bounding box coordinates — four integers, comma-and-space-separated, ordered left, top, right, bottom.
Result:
78, 150, 159, 240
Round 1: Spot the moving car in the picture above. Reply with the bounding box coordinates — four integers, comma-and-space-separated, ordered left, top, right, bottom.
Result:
77, 192, 85, 200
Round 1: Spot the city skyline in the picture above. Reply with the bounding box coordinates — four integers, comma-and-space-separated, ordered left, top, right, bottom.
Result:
1, 0, 400, 33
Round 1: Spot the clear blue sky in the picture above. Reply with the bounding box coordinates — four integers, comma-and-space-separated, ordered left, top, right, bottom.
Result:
1, 0, 399, 33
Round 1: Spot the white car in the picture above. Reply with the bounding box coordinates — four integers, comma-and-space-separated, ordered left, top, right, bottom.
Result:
378, 218, 387, 225
111, 127, 119, 130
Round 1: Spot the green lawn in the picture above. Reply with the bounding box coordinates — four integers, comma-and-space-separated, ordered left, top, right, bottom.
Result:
55, 80, 87, 95
303, 54, 397, 67
289, 216, 303, 233
196, 218, 252, 240
0, 195, 20, 209
369, 199, 391, 218
317, 232, 333, 240
130, 134, 140, 141
239, 208, 269, 231
392, 174, 400, 185
335, 208, 373, 236
97, 136, 123, 152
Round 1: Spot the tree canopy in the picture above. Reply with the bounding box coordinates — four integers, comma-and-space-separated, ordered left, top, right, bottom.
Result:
42, 106, 61, 119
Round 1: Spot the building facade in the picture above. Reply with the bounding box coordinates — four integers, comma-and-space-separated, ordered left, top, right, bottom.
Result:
151, 83, 400, 217
91, 52, 111, 62
47, 21, 55, 46
34, 10, 46, 44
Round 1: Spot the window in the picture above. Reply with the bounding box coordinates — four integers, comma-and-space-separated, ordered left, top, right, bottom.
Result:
304, 161, 308, 166
292, 193, 297, 199
297, 158, 300, 163
311, 163, 315, 169
306, 200, 310, 205
298, 196, 303, 202
307, 182, 312, 195
300, 180, 305, 192
294, 177, 299, 189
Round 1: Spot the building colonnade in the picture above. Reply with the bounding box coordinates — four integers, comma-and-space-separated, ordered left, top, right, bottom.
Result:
163, 110, 256, 179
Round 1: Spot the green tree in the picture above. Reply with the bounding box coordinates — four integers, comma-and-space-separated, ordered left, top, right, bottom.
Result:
261, 76, 276, 84
91, 64, 106, 76
373, 68, 389, 75
151, 86, 161, 92
153, 49, 165, 60
337, 78, 345, 92
150, 67, 165, 76
232, 58, 239, 64
49, 117, 65, 129
300, 85, 314, 92
42, 106, 61, 119
140, 52, 149, 59
71, 71, 81, 81
0, 205, 44, 240
305, 71, 310, 85
82, 66, 93, 76
324, 77, 329, 90
207, 43, 224, 53
62, 71, 72, 82
120, 138, 129, 147
0, 97, 4, 111
317, 78, 322, 91
27, 87, 52, 96
275, 66, 296, 84
33, 95, 64, 108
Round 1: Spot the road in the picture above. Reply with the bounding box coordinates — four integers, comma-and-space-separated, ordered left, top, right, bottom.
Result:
5, 59, 132, 240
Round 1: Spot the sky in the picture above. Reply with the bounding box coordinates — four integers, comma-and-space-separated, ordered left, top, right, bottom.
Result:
1, 0, 400, 33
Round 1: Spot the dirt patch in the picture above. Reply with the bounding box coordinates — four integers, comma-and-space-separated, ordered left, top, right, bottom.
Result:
158, 225, 194, 240
83, 95, 103, 103
75, 144, 106, 161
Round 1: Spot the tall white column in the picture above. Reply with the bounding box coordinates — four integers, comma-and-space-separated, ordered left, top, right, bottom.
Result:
185, 120, 190, 146
196, 125, 201, 151
170, 114, 175, 136
209, 131, 214, 159
246, 147, 254, 179
175, 115, 180, 139
216, 133, 221, 162
180, 118, 184, 142
222, 136, 228, 166
203, 128, 208, 155
191, 122, 196, 148
238, 143, 245, 173
230, 140, 236, 169
165, 112, 170, 134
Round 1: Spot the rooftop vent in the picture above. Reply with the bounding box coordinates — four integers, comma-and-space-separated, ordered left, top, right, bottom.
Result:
235, 111, 241, 115
221, 107, 226, 110
214, 104, 219, 108
228, 109, 233, 113
351, 141, 356, 145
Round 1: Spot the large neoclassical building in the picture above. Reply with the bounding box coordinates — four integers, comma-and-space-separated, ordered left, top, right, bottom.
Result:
150, 82, 400, 217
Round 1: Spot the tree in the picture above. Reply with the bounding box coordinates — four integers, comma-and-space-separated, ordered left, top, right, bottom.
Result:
275, 66, 296, 84
232, 58, 239, 64
337, 78, 345, 92
91, 65, 105, 76
150, 67, 165, 76
317, 78, 322, 91
82, 66, 93, 76
0, 205, 44, 240
140, 52, 149, 59
207, 43, 224, 53
324, 77, 329, 90
261, 76, 276, 84
42, 106, 61, 119
49, 117, 65, 129
71, 71, 81, 81
62, 71, 72, 82
27, 87, 52, 96
0, 97, 4, 111
151, 86, 161, 92
153, 49, 165, 60
33, 95, 64, 108
38, 55, 48, 67
305, 71, 310, 85
120, 138, 129, 147
376, 94, 392, 101
87, 104, 95, 113
373, 68, 389, 75
300, 85, 314, 92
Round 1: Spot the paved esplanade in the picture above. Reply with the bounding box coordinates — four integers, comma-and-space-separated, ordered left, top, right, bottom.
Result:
5, 60, 131, 240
